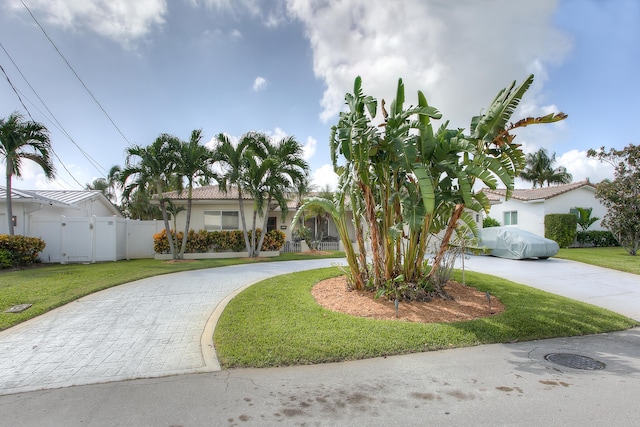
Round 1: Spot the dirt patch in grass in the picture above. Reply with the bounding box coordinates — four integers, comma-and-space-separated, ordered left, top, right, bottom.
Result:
312, 276, 505, 323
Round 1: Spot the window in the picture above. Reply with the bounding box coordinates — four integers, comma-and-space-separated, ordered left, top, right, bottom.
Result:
204, 210, 239, 231
503, 211, 518, 225
267, 216, 277, 232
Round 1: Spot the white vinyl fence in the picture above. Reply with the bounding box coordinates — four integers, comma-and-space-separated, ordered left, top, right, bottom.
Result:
29, 215, 164, 264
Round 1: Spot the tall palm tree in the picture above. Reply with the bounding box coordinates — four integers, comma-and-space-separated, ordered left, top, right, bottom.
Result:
121, 134, 181, 258
520, 148, 572, 188
251, 133, 309, 256
212, 132, 255, 256
175, 129, 215, 258
0, 112, 55, 235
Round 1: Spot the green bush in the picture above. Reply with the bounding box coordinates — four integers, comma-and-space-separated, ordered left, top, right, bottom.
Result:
153, 229, 286, 254
576, 230, 619, 247
483, 216, 501, 228
545, 214, 577, 248
0, 248, 14, 269
0, 234, 46, 266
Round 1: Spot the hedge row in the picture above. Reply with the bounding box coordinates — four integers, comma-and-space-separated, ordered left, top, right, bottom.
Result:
576, 230, 619, 247
153, 229, 286, 254
0, 234, 46, 268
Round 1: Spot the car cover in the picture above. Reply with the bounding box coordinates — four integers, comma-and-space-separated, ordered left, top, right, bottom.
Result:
478, 227, 560, 260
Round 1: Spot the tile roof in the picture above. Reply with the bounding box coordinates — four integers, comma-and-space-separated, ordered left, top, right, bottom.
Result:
162, 186, 335, 211
162, 185, 251, 200
481, 180, 596, 202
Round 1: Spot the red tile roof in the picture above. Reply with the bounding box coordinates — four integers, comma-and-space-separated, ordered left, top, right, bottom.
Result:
481, 180, 596, 201
163, 185, 250, 200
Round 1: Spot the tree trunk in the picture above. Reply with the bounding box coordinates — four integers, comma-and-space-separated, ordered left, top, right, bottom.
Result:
427, 204, 465, 281
237, 190, 252, 257
179, 186, 192, 259
255, 195, 273, 257
159, 198, 177, 259
6, 170, 14, 236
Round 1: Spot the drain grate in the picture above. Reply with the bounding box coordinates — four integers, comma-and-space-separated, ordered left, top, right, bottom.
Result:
544, 353, 605, 370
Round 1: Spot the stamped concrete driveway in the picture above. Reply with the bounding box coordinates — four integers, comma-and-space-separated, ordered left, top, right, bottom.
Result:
0, 259, 344, 396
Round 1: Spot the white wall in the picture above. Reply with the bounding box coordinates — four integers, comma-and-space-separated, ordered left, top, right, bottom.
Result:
487, 187, 607, 236
544, 187, 607, 231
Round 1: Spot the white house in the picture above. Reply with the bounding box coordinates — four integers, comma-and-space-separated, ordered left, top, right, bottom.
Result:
160, 185, 355, 250
481, 180, 607, 237
0, 187, 121, 235
1, 186, 162, 263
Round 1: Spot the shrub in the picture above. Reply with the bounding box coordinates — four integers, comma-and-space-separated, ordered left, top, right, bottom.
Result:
576, 230, 619, 247
153, 229, 286, 254
483, 216, 501, 228
545, 214, 577, 248
0, 234, 46, 266
260, 230, 286, 251
0, 249, 13, 269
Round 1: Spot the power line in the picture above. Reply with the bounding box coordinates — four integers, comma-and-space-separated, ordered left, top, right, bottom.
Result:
19, 0, 133, 147
0, 62, 32, 118
0, 41, 108, 176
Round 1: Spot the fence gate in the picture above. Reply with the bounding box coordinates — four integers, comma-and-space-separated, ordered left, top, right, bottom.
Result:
60, 216, 94, 263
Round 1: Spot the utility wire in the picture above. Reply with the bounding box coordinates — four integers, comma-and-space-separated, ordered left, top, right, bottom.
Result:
0, 62, 32, 118
0, 62, 81, 188
20, 0, 133, 147
0, 41, 108, 176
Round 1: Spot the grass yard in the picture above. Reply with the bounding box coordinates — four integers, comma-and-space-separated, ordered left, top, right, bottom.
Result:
214, 267, 638, 368
0, 252, 344, 331
556, 247, 640, 275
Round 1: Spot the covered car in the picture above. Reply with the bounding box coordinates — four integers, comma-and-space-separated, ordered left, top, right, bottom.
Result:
478, 227, 559, 260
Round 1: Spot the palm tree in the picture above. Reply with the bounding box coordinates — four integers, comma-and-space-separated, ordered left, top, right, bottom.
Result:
212, 132, 255, 256
85, 178, 112, 200
0, 112, 55, 235
121, 134, 181, 258
520, 148, 572, 188
175, 129, 215, 258
251, 133, 308, 256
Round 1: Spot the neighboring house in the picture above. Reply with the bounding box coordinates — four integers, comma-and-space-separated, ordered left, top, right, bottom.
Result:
1, 186, 159, 263
0, 186, 121, 235
480, 180, 607, 237
161, 185, 355, 248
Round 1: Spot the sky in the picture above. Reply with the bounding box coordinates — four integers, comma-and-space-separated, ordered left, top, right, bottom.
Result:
1, 0, 638, 194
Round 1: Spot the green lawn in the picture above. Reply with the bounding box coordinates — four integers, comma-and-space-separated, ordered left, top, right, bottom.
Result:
214, 267, 638, 368
0, 252, 344, 331
556, 247, 640, 275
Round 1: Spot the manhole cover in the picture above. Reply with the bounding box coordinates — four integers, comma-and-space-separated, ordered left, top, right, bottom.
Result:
544, 353, 605, 370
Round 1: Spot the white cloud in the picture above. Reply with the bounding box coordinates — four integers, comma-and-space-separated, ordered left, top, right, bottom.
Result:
253, 76, 267, 91
8, 0, 167, 48
285, 0, 571, 128
301, 136, 316, 160
557, 149, 614, 184
311, 164, 338, 191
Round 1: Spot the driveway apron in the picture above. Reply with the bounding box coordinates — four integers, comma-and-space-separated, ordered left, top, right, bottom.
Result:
0, 259, 343, 396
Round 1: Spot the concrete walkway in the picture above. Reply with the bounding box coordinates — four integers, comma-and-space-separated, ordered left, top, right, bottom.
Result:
0, 259, 344, 396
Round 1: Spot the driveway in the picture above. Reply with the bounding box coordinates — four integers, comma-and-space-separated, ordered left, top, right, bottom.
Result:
0, 259, 344, 396
462, 255, 640, 321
